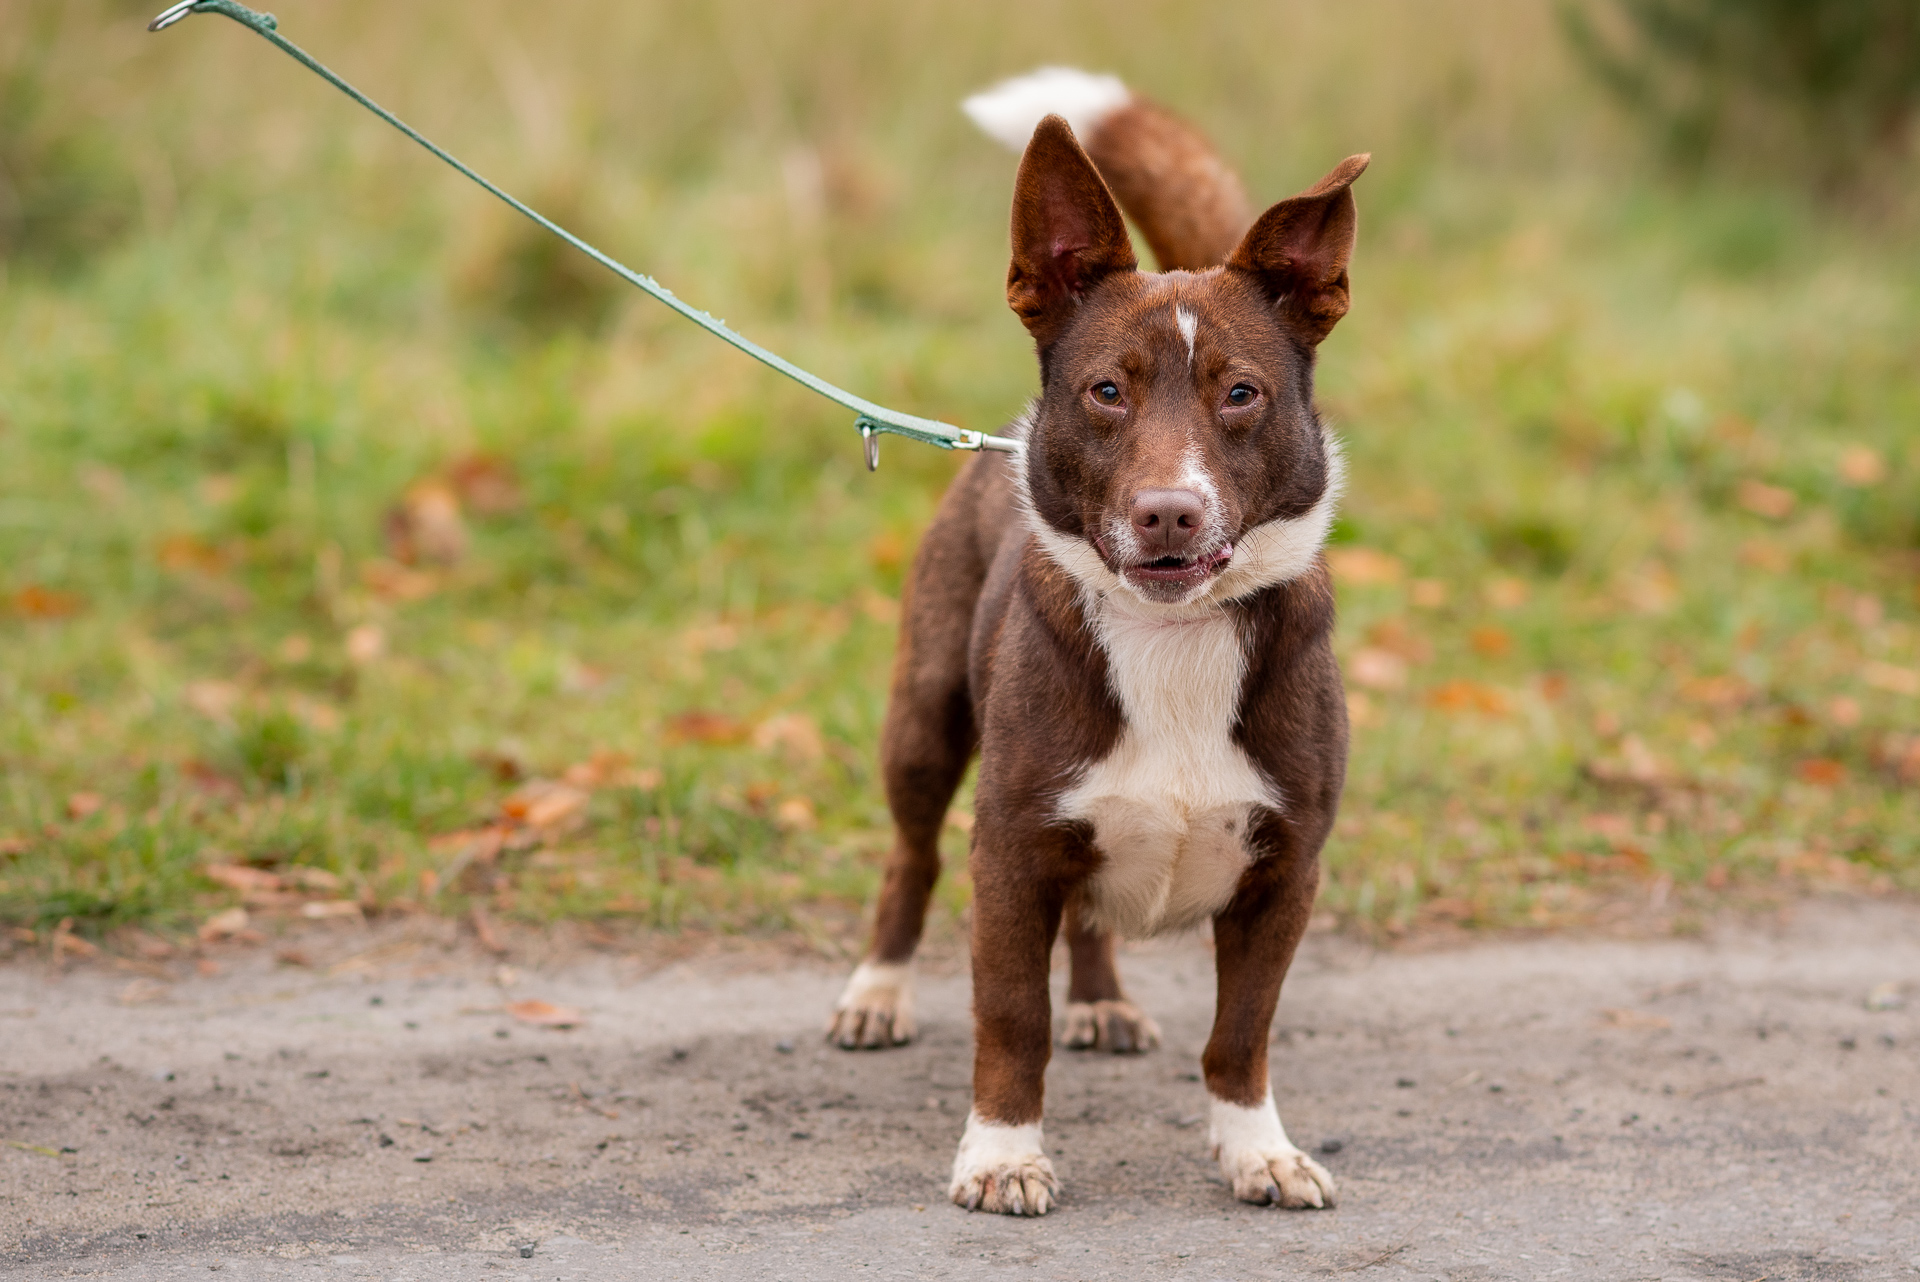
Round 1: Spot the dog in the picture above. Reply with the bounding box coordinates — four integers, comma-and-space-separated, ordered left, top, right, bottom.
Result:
825, 67, 1366, 1217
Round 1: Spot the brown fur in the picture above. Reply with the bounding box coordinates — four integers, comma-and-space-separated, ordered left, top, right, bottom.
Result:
1084, 98, 1252, 271
838, 97, 1367, 1212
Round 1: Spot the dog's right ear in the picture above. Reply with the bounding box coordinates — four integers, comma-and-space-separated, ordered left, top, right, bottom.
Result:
1007, 115, 1137, 350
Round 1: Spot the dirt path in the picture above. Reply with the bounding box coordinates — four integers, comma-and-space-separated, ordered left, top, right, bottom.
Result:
4, 898, 1917, 1281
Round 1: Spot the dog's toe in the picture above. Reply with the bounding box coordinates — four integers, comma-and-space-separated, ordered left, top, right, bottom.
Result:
1223, 1147, 1336, 1209
949, 1115, 1058, 1216
1060, 999, 1161, 1054
825, 960, 916, 1050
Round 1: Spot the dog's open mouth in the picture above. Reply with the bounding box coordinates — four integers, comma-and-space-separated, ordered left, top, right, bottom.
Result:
1122, 543, 1234, 593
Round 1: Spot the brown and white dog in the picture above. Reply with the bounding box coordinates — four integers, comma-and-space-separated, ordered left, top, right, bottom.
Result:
825, 68, 1366, 1217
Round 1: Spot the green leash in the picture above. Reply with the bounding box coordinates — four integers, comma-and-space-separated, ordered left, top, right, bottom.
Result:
148, 0, 1023, 470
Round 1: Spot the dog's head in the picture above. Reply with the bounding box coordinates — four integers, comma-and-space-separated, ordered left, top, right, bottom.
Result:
1008, 116, 1366, 608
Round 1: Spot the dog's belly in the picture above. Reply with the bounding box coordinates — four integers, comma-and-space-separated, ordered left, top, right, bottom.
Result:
1059, 728, 1273, 939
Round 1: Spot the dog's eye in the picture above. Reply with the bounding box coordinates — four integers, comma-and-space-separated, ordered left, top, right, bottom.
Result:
1091, 381, 1123, 407
1226, 384, 1258, 408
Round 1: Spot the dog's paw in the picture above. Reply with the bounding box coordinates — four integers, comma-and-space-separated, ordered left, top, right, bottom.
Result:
1060, 999, 1161, 1054
948, 1113, 1058, 1216
1208, 1092, 1336, 1209
825, 959, 915, 1050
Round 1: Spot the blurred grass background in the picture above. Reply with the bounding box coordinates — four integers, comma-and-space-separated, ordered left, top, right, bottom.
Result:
1, 0, 1916, 949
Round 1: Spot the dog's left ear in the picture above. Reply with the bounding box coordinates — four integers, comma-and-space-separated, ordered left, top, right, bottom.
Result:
1007, 115, 1138, 351
1228, 153, 1370, 345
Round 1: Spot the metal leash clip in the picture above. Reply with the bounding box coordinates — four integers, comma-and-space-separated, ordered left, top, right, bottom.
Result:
148, 1, 201, 29
858, 418, 880, 472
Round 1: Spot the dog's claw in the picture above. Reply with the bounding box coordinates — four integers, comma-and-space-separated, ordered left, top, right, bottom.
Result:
827, 960, 915, 1051
1061, 999, 1161, 1054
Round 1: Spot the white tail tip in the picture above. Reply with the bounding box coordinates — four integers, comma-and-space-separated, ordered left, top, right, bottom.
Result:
961, 67, 1131, 152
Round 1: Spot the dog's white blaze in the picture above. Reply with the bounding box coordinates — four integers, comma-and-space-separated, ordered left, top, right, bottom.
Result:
1058, 594, 1280, 938
1175, 305, 1199, 365
962, 67, 1131, 152
949, 1111, 1050, 1197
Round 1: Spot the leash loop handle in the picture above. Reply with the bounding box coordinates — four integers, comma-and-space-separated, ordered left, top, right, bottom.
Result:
148, 0, 1025, 464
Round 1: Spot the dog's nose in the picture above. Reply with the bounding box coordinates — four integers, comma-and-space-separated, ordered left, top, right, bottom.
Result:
1129, 488, 1206, 555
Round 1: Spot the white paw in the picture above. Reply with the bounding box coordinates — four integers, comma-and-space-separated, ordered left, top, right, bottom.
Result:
1208, 1091, 1337, 1209
825, 959, 916, 1049
1061, 999, 1161, 1053
948, 1112, 1058, 1216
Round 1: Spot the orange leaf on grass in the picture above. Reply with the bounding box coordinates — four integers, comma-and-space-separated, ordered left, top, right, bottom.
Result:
200, 864, 283, 894
505, 999, 583, 1028
1326, 546, 1405, 586
1795, 758, 1846, 787
1469, 626, 1512, 658
500, 781, 591, 829
1347, 648, 1407, 691
1426, 680, 1512, 716
1737, 479, 1795, 520
665, 710, 749, 745
12, 585, 85, 618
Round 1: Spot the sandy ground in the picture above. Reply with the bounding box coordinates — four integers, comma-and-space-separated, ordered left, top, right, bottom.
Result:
3, 897, 1918, 1281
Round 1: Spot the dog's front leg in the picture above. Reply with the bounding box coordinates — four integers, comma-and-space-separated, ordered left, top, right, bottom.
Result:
949, 836, 1065, 1216
1202, 852, 1337, 1209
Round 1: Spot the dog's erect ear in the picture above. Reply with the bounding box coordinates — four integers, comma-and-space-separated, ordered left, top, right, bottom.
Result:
1228, 153, 1370, 345
1007, 115, 1137, 349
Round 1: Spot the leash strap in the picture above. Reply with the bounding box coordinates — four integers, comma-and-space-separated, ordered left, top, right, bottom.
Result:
148, 0, 1024, 469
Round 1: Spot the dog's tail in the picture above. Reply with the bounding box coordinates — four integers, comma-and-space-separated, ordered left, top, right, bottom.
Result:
962, 67, 1252, 272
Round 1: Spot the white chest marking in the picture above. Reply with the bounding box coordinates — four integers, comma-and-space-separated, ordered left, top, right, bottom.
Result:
1057, 599, 1280, 938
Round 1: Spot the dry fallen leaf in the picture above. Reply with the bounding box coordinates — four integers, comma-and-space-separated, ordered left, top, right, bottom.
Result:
1837, 445, 1885, 487
446, 453, 524, 515
198, 907, 251, 943
201, 864, 283, 894
65, 792, 105, 821
299, 900, 363, 921
345, 624, 386, 664
117, 979, 172, 1006
1599, 1008, 1672, 1031
11, 584, 85, 618
1794, 759, 1846, 787
359, 559, 438, 603
1426, 680, 1512, 716
184, 680, 242, 723
753, 713, 825, 765
501, 780, 591, 829
1469, 626, 1512, 658
1737, 479, 1796, 520
1326, 546, 1405, 586
505, 999, 584, 1028
1409, 578, 1449, 609
1864, 662, 1920, 697
775, 796, 817, 831
384, 479, 469, 566
1483, 577, 1529, 610
1348, 647, 1408, 691
665, 710, 749, 745
470, 905, 508, 956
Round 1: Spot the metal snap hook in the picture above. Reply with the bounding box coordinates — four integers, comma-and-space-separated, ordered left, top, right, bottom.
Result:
859, 420, 879, 472
149, 1, 200, 30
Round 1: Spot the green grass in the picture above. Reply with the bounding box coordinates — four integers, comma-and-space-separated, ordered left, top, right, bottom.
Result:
2, 0, 1917, 945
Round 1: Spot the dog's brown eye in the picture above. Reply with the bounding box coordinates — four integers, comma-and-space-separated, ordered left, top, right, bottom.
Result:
1226, 385, 1257, 407
1091, 381, 1122, 406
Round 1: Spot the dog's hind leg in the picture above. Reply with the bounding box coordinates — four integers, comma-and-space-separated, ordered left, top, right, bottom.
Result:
1059, 904, 1160, 1053
828, 461, 997, 1050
